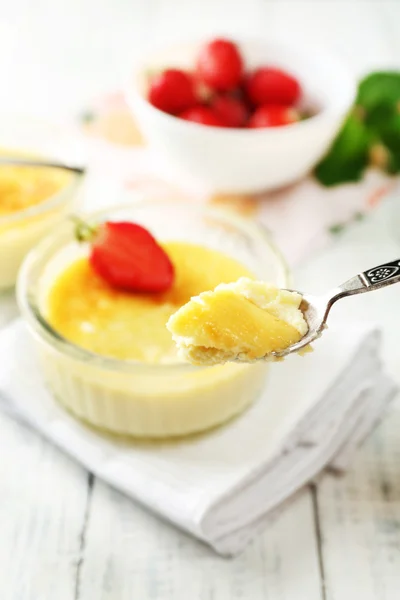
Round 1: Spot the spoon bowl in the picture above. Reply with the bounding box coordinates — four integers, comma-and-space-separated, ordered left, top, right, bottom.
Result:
269, 293, 327, 359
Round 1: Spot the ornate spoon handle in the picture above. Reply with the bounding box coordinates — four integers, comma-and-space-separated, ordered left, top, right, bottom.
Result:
335, 259, 400, 298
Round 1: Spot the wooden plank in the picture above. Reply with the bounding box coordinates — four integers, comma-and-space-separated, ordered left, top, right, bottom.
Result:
79, 480, 323, 600
316, 406, 400, 600
0, 411, 90, 600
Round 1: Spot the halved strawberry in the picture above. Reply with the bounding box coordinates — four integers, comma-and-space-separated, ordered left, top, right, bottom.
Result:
75, 219, 174, 293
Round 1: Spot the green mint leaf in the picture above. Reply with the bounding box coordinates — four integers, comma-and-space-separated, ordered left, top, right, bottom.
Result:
357, 72, 400, 111
315, 71, 400, 186
386, 148, 400, 174
314, 110, 370, 186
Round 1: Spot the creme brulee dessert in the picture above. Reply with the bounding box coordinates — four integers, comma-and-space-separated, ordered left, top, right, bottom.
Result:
0, 152, 81, 290
39, 242, 270, 437
46, 243, 254, 363
17, 202, 290, 438
167, 278, 307, 365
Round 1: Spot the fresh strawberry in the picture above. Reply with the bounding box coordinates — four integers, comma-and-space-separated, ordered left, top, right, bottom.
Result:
196, 39, 243, 92
179, 105, 226, 126
245, 67, 301, 106
148, 69, 196, 114
248, 105, 299, 128
211, 95, 248, 127
75, 219, 174, 292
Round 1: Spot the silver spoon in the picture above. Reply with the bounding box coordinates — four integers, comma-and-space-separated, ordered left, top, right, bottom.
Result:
272, 259, 400, 359
0, 157, 85, 175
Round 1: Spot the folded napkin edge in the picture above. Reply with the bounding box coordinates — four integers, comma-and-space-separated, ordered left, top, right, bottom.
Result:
199, 327, 383, 524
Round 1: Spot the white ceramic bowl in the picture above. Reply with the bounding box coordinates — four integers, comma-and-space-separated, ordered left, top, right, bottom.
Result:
125, 38, 356, 194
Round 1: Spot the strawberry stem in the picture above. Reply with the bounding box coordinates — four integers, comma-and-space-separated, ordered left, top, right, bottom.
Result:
70, 215, 98, 243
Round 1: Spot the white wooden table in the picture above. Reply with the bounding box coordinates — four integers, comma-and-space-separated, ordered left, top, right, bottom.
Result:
1, 2, 400, 598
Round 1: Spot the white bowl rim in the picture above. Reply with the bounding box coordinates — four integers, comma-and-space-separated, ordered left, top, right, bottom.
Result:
125, 35, 357, 136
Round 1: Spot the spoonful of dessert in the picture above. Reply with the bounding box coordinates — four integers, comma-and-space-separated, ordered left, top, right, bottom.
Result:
167, 259, 400, 366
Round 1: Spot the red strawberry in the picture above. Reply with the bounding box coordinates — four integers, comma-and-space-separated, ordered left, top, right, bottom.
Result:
211, 95, 248, 127
179, 105, 226, 127
196, 39, 243, 92
75, 219, 174, 292
148, 69, 196, 114
248, 105, 299, 128
245, 67, 301, 106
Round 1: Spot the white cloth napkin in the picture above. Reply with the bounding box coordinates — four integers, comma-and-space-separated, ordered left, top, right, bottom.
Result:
0, 319, 396, 556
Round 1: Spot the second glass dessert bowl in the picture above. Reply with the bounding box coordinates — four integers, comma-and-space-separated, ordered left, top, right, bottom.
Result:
0, 116, 85, 291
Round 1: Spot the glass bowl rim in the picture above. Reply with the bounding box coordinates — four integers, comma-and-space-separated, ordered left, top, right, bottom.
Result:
0, 114, 85, 227
0, 172, 84, 227
17, 198, 291, 375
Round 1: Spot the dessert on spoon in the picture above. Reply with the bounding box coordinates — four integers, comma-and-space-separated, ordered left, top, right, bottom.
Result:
167, 259, 400, 365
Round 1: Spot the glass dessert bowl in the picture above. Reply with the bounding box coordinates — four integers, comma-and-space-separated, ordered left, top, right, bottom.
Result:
0, 116, 85, 291
17, 199, 290, 438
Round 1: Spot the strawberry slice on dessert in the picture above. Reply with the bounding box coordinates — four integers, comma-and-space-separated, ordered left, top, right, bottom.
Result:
75, 219, 174, 293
